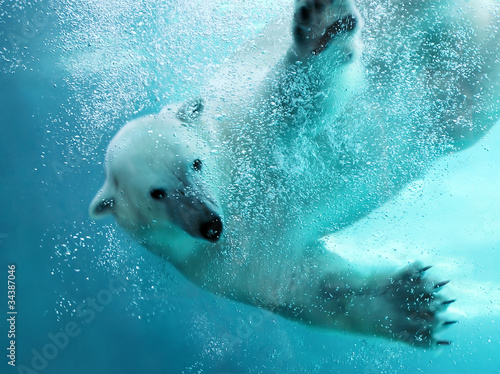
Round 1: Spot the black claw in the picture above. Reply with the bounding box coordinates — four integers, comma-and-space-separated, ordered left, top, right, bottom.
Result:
437, 340, 452, 346
434, 280, 450, 289
419, 265, 433, 273
443, 320, 458, 326
442, 299, 457, 306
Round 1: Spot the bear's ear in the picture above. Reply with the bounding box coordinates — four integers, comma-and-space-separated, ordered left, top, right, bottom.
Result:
89, 183, 115, 220
175, 98, 205, 123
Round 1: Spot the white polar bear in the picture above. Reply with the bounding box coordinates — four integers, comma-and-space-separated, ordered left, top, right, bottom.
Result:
89, 0, 499, 347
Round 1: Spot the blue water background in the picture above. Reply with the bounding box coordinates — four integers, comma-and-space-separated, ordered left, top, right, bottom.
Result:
1, 1, 499, 373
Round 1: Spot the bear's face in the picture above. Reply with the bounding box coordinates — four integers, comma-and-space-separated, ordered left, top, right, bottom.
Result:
89, 114, 223, 254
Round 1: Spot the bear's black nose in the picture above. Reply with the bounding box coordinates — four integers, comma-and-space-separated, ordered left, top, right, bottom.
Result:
200, 217, 223, 242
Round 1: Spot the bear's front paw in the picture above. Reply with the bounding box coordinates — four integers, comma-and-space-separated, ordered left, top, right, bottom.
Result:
293, 0, 361, 55
380, 264, 456, 347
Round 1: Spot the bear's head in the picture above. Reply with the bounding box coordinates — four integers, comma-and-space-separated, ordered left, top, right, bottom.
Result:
89, 100, 223, 259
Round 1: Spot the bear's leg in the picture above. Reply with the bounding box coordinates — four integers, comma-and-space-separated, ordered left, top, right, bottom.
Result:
259, 0, 364, 136
414, 0, 500, 152
291, 0, 362, 59
318, 264, 456, 347
420, 27, 500, 152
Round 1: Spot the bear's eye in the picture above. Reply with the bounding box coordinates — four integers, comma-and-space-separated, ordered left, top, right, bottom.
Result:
192, 159, 202, 171
150, 188, 167, 200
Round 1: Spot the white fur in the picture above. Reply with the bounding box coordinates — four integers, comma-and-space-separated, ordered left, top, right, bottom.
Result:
90, 0, 499, 347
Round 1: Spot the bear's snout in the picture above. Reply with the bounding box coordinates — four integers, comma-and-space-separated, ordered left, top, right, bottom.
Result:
200, 216, 223, 242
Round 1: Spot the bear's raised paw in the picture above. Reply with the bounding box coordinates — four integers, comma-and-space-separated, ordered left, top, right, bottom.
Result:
293, 0, 361, 55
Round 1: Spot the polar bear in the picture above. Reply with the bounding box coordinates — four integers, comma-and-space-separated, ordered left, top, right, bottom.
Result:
89, 0, 499, 347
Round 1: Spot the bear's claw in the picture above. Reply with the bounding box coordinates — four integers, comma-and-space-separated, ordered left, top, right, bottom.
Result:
437, 340, 452, 346
434, 280, 450, 289
419, 265, 433, 273
442, 299, 456, 306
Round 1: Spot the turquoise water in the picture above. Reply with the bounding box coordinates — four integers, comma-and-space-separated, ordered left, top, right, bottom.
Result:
1, 1, 499, 373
